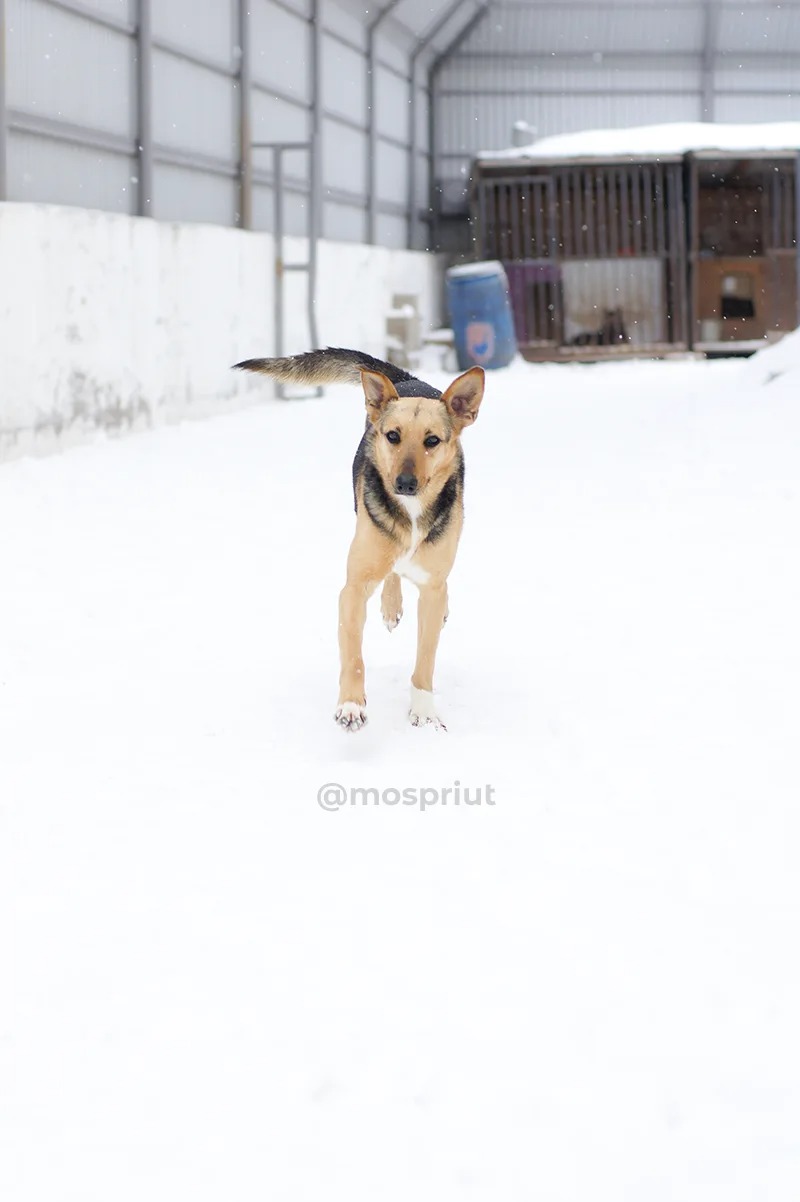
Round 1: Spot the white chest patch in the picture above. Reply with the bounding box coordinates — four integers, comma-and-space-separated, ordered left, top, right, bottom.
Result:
394, 496, 430, 585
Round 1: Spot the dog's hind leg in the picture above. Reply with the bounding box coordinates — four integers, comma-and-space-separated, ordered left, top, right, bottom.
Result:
380, 573, 403, 632
409, 582, 449, 730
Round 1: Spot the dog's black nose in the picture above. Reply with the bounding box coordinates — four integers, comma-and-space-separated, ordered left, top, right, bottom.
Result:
395, 473, 418, 496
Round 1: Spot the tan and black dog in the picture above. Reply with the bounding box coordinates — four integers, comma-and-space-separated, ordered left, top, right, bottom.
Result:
235, 348, 484, 732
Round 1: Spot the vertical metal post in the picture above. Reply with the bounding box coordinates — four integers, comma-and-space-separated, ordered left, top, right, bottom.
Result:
701, 2, 718, 121
427, 64, 439, 252
427, 3, 490, 254
796, 151, 800, 326
136, 0, 154, 215
238, 0, 252, 229
366, 0, 402, 245
0, 0, 9, 201
308, 0, 321, 348
407, 0, 470, 249
273, 147, 284, 360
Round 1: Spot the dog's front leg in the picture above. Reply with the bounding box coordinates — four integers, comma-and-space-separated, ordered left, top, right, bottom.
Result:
409, 581, 448, 730
335, 576, 377, 731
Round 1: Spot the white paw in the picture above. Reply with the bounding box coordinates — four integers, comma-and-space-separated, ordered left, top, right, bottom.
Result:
334, 701, 367, 732
408, 686, 446, 731
383, 610, 402, 632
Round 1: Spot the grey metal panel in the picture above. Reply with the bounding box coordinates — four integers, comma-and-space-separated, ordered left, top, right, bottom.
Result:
322, 1, 367, 50
442, 60, 704, 94
7, 0, 135, 138
716, 93, 800, 122
8, 129, 135, 211
252, 180, 312, 235
324, 196, 366, 242
715, 65, 800, 93
153, 161, 237, 225
152, 48, 236, 160
438, 91, 702, 158
279, 0, 312, 15
322, 114, 366, 194
454, 4, 705, 54
375, 138, 407, 200
75, 0, 133, 18
375, 63, 410, 141
251, 0, 310, 102
375, 211, 408, 248
717, 4, 800, 52
152, 0, 236, 69
252, 87, 310, 143
321, 33, 366, 123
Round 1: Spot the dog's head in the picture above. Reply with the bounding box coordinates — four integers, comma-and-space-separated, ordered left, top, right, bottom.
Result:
360, 367, 484, 499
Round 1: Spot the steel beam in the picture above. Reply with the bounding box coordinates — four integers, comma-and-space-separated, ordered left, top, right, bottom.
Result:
238, 0, 252, 228
309, 0, 322, 345
407, 0, 469, 248
369, 0, 406, 246
0, 0, 7, 202
136, 0, 153, 216
701, 2, 719, 120
427, 3, 490, 251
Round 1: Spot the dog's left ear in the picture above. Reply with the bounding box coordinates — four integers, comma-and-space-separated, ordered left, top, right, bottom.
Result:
361, 369, 398, 423
441, 366, 485, 432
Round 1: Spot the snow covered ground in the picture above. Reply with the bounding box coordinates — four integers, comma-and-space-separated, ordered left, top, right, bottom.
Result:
2, 352, 800, 1200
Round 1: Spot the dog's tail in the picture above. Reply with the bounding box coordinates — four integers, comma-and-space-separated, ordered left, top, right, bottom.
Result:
233, 347, 440, 397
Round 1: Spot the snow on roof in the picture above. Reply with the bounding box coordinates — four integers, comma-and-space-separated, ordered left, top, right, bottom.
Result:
477, 122, 800, 165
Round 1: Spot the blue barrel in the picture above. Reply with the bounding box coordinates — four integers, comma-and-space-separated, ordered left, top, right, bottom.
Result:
445, 261, 518, 371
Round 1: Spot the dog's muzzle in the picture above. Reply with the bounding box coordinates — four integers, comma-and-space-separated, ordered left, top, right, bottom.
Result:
394, 473, 418, 496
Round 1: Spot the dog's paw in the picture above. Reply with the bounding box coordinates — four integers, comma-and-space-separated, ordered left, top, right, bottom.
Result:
334, 701, 367, 732
408, 686, 446, 732
382, 607, 403, 632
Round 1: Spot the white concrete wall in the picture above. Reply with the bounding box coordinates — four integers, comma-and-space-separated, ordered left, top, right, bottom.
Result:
0, 203, 442, 461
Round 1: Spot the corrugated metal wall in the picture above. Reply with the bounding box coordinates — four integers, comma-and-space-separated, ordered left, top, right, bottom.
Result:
1, 0, 435, 248
3, 0, 798, 251
435, 0, 800, 240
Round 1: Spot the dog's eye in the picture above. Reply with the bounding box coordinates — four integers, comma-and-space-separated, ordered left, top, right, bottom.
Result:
423, 435, 441, 449
385, 430, 401, 445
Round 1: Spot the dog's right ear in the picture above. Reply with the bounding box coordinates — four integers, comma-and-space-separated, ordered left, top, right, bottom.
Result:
361, 369, 398, 423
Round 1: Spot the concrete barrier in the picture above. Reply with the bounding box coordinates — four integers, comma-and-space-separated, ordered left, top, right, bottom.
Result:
0, 203, 441, 461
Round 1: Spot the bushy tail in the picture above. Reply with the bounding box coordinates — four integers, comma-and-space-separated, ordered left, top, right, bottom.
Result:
234, 346, 421, 388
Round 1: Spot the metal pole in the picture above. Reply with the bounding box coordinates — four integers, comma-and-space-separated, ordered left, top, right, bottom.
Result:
274, 147, 284, 360
796, 151, 800, 327
136, 0, 153, 215
701, 1, 718, 121
366, 0, 403, 245
238, 0, 252, 229
308, 0, 321, 349
427, 3, 491, 253
408, 0, 470, 249
0, 0, 7, 201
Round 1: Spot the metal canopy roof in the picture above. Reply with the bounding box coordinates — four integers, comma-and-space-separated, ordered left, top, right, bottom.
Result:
343, 0, 800, 63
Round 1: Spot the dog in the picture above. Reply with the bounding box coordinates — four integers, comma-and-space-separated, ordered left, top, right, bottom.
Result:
570, 306, 630, 347
235, 348, 485, 732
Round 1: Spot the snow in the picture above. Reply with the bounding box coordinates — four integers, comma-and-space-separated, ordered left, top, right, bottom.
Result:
478, 120, 800, 162
3, 350, 800, 1200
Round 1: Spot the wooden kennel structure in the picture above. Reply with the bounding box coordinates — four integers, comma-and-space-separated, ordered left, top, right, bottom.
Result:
470, 147, 799, 360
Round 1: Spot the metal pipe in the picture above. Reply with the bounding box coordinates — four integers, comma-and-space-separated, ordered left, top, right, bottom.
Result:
366, 0, 403, 245
274, 147, 284, 360
136, 0, 153, 216
701, 2, 718, 120
0, 0, 7, 202
309, 0, 322, 349
796, 152, 800, 326
427, 3, 490, 252
237, 0, 252, 229
407, 0, 469, 249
